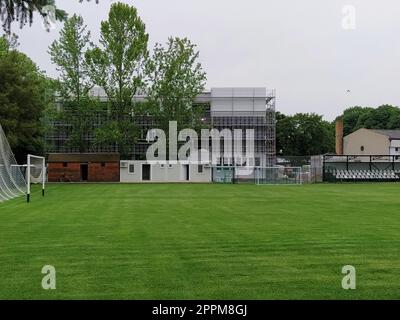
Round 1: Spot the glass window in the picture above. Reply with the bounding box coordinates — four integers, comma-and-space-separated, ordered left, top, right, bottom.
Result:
129, 164, 135, 174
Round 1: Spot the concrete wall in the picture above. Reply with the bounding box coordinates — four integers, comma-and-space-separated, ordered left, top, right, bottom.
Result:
343, 128, 389, 155
120, 161, 212, 183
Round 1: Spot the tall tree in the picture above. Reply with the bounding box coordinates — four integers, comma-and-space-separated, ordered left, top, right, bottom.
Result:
341, 106, 372, 136
48, 14, 98, 153
85, 2, 149, 158
0, 36, 53, 162
146, 37, 207, 134
358, 105, 400, 130
342, 105, 400, 135
276, 112, 334, 156
49, 14, 92, 101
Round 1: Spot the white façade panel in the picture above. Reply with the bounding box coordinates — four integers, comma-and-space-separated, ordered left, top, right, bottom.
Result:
211, 88, 234, 98
211, 87, 267, 114
232, 88, 266, 98
211, 98, 233, 113
390, 140, 400, 148
253, 97, 267, 112
233, 97, 254, 112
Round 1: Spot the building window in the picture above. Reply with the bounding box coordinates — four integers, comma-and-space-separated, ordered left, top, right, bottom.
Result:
360, 146, 365, 152
129, 164, 135, 174
63, 162, 68, 167
255, 157, 261, 167
198, 165, 204, 173
396, 147, 399, 152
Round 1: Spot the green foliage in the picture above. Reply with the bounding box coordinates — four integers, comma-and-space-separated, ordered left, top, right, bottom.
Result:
60, 97, 101, 153
86, 2, 149, 104
340, 106, 371, 136
85, 2, 149, 158
0, 0, 67, 33
49, 14, 92, 101
0, 36, 54, 162
342, 105, 400, 136
276, 112, 335, 156
40, 94, 58, 153
48, 14, 99, 153
146, 37, 207, 133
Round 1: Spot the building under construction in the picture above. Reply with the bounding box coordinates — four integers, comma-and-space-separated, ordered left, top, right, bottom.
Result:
45, 87, 276, 167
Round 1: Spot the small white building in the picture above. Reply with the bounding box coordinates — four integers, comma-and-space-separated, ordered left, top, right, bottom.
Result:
120, 161, 212, 183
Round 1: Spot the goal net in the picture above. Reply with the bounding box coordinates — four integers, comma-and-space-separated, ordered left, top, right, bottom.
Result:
255, 166, 302, 185
27, 154, 46, 202
211, 166, 303, 185
0, 125, 26, 202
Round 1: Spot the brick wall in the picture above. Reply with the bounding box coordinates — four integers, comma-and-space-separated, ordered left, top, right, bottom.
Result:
48, 163, 81, 182
48, 162, 120, 182
88, 163, 120, 182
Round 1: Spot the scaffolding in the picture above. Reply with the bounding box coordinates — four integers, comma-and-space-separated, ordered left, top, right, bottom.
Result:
208, 89, 276, 167
45, 89, 276, 165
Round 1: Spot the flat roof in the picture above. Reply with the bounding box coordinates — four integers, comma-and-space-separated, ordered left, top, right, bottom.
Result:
48, 153, 120, 163
87, 87, 275, 104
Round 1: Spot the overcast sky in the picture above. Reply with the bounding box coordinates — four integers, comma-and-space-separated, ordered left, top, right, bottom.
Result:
4, 0, 400, 120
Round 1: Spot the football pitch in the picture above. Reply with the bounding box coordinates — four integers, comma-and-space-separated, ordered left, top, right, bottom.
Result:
0, 183, 399, 300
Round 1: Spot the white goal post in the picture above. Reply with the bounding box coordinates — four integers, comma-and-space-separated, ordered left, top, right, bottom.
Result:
27, 154, 46, 203
255, 166, 303, 185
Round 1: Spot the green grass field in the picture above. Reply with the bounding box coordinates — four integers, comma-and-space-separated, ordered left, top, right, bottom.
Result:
0, 183, 399, 300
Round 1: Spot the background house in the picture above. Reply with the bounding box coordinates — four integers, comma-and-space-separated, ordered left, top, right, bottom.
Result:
343, 128, 400, 156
